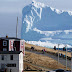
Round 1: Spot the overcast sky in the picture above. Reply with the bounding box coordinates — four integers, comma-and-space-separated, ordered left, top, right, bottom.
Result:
0, 0, 72, 13
0, 0, 72, 38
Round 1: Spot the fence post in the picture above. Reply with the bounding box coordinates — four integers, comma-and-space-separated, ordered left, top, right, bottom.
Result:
58, 44, 60, 65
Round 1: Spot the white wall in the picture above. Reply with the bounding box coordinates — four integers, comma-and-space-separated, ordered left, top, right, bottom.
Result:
19, 52, 23, 72
0, 52, 23, 72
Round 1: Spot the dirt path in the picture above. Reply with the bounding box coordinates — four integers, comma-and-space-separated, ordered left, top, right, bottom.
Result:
25, 43, 71, 57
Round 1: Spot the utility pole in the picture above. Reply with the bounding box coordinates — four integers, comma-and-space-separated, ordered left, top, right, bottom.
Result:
16, 17, 18, 38
71, 48, 72, 72
65, 45, 67, 71
58, 44, 60, 65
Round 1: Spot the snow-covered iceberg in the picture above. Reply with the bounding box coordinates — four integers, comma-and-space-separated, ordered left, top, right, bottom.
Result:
21, 1, 72, 48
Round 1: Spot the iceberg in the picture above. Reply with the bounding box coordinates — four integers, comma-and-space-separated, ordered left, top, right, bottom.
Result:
21, 1, 72, 48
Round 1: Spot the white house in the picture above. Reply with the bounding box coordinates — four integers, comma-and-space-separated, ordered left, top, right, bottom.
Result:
0, 51, 23, 72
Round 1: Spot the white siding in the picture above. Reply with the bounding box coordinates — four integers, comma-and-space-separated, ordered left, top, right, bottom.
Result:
19, 52, 23, 72
0, 52, 23, 72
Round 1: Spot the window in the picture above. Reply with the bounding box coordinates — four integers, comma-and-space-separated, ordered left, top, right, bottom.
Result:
1, 55, 4, 60
7, 64, 16, 67
3, 41, 7, 46
1, 64, 5, 69
12, 64, 16, 67
10, 55, 13, 60
11, 41, 13, 46
3, 48, 7, 51
22, 41, 23, 46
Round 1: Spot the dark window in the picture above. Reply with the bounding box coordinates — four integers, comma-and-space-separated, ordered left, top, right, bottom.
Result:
12, 64, 16, 67
7, 64, 16, 67
3, 41, 7, 46
1, 55, 4, 60
7, 64, 11, 67
3, 48, 7, 51
10, 55, 13, 60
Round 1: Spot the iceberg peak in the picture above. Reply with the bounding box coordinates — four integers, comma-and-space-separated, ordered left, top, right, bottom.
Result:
32, 0, 45, 8
31, 1, 72, 15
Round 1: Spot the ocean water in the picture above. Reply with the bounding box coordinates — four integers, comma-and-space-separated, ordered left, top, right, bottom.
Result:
56, 48, 71, 52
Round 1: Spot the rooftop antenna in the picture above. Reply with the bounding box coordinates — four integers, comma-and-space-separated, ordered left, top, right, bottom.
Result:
16, 16, 18, 38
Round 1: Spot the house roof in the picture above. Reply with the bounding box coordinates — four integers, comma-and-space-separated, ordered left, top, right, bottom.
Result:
0, 51, 22, 54
0, 37, 21, 40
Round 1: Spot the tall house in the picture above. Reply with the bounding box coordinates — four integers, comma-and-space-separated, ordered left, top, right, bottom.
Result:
0, 36, 25, 56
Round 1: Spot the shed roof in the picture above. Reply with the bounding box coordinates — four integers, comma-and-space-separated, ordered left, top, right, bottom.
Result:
0, 37, 21, 40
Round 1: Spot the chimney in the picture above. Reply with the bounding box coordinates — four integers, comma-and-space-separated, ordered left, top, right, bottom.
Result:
6, 35, 8, 38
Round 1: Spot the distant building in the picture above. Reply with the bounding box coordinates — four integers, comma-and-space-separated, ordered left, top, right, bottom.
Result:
0, 51, 23, 72
0, 36, 25, 56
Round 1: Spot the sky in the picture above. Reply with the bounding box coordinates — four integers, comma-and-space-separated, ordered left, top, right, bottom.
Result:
0, 0, 72, 38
